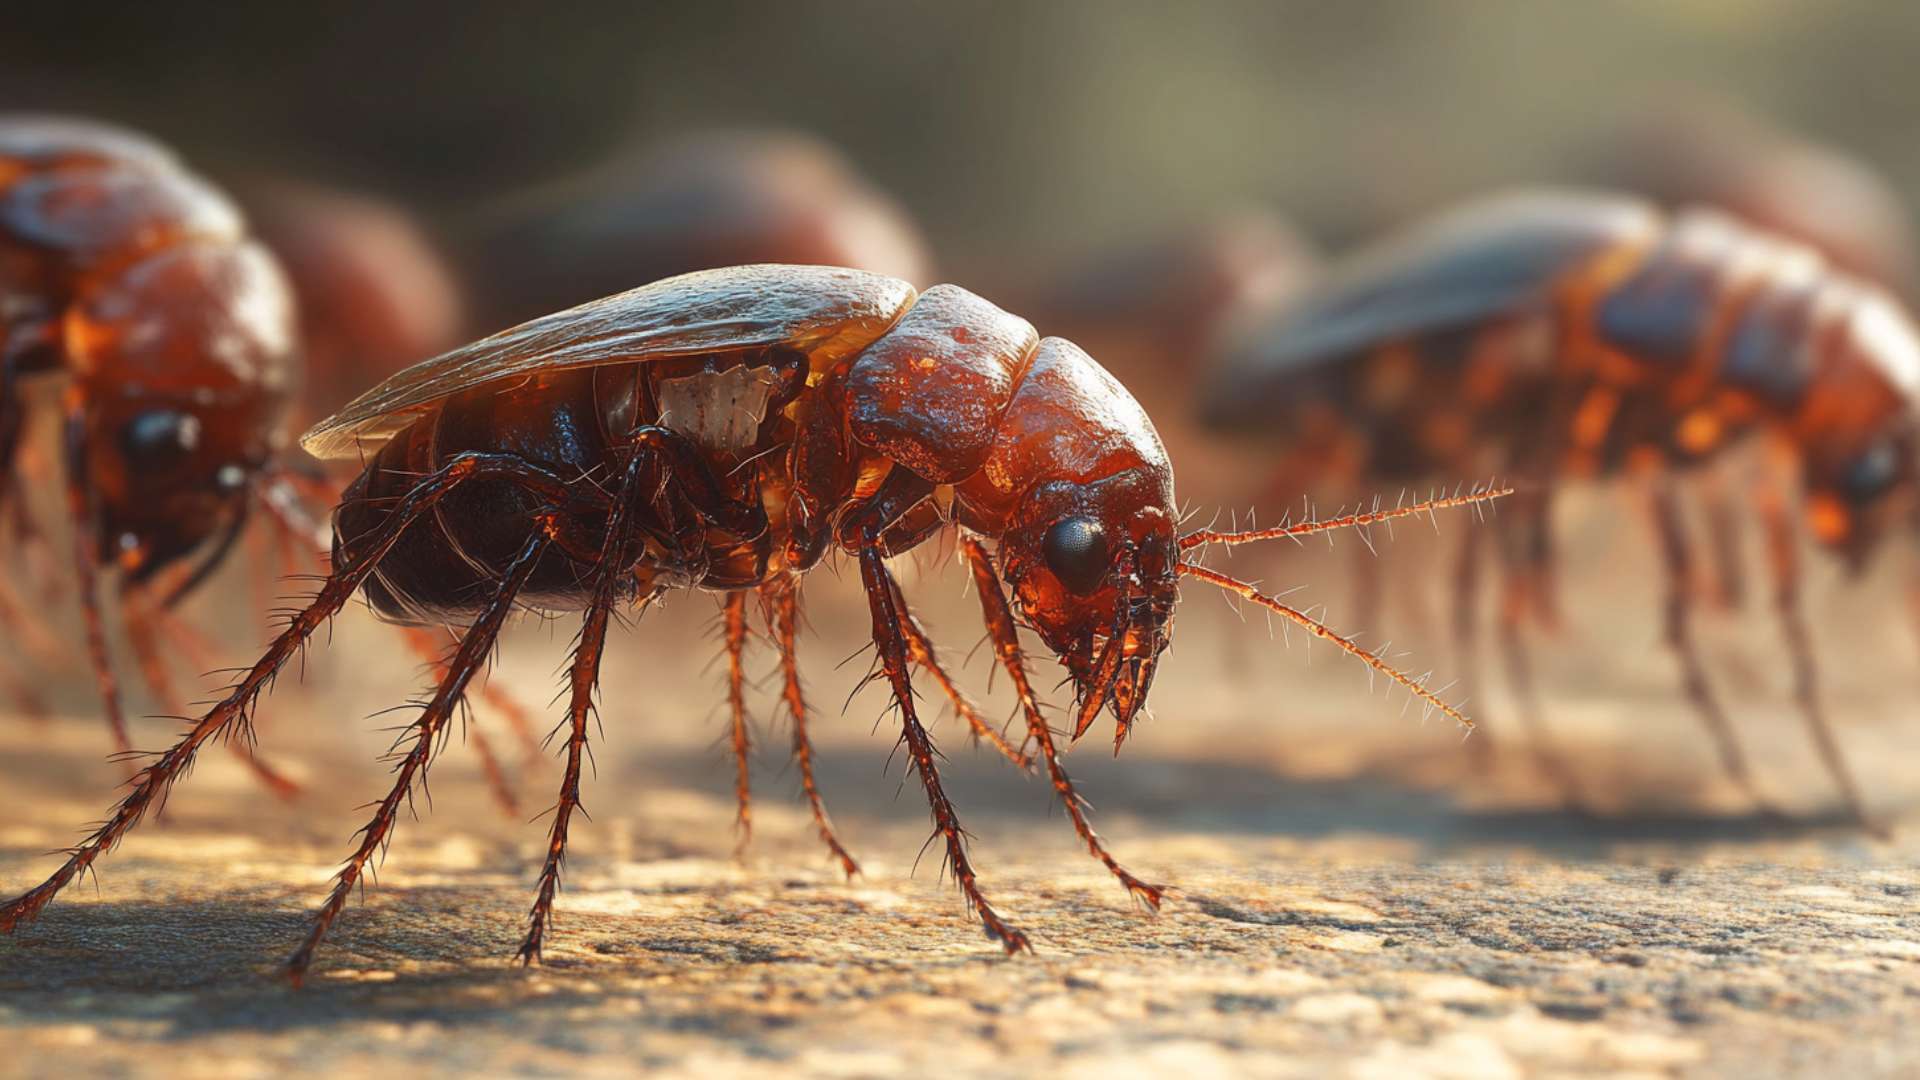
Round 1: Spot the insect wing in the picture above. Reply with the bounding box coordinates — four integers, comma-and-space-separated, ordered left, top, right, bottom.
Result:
302, 263, 917, 459
1205, 190, 1658, 426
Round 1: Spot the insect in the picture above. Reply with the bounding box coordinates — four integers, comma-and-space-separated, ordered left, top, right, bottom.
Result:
1575, 97, 1915, 300
0, 114, 325, 793
1024, 209, 1317, 393
470, 129, 931, 328
0, 264, 1500, 981
242, 179, 467, 419
1203, 189, 1919, 829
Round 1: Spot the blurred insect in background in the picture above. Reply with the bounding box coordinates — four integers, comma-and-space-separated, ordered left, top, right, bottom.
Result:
1204, 189, 1919, 831
1572, 95, 1916, 302
0, 115, 328, 795
240, 179, 468, 420
1021, 209, 1318, 398
0, 264, 1502, 981
467, 129, 932, 328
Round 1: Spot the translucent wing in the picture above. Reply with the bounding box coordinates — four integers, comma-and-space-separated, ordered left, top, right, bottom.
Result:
1204, 190, 1659, 428
302, 264, 917, 459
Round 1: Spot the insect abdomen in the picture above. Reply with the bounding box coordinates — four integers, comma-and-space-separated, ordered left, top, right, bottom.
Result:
338, 369, 628, 622
1587, 209, 1828, 409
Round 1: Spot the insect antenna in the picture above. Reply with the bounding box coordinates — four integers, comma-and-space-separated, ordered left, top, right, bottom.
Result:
1177, 562, 1476, 734
1178, 483, 1512, 552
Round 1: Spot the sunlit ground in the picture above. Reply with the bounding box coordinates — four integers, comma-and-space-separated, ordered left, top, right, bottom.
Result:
3, 483, 1918, 1077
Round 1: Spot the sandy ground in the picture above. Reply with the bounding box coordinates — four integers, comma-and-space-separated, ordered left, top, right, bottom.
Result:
3, 490, 1919, 1078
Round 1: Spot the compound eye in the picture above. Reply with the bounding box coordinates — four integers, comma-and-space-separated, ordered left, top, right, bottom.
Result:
1842, 440, 1901, 501
1043, 516, 1110, 595
121, 409, 202, 469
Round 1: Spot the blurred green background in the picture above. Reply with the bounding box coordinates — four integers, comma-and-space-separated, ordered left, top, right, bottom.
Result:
6, 0, 1914, 281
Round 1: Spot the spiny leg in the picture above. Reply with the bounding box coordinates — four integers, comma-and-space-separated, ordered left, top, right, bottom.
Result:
1758, 493, 1878, 832
0, 452, 558, 933
889, 585, 1032, 769
123, 591, 300, 801
1648, 476, 1776, 815
60, 388, 132, 762
288, 527, 550, 984
721, 590, 753, 852
962, 537, 1161, 907
399, 626, 520, 817
520, 456, 647, 963
760, 575, 859, 877
858, 534, 1028, 951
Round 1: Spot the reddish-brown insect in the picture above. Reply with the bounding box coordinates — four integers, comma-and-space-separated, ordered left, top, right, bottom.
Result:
1576, 98, 1916, 300
470, 129, 931, 327
1204, 189, 1919, 829
0, 264, 1500, 980
0, 115, 326, 793
241, 179, 467, 418
1024, 209, 1317, 393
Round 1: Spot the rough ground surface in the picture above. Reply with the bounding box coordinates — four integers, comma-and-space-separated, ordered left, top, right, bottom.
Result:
2, 508, 1918, 1078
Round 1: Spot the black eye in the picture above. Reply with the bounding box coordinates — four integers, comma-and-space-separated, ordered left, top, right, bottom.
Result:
1842, 442, 1901, 501
121, 409, 201, 468
1043, 516, 1110, 595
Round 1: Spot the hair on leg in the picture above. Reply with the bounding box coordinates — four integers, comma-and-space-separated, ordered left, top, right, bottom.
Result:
962, 537, 1161, 907
124, 591, 301, 801
400, 626, 520, 817
721, 590, 754, 853
888, 582, 1031, 769
287, 527, 550, 984
519, 456, 648, 964
760, 575, 860, 877
0, 452, 538, 936
858, 531, 1028, 952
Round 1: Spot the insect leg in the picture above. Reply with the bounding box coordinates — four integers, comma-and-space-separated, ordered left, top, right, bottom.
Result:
0, 571, 64, 674
399, 626, 520, 817
1701, 470, 1747, 611
1493, 491, 1588, 806
722, 590, 754, 852
857, 529, 1029, 952
0, 452, 541, 935
288, 526, 550, 984
58, 388, 134, 763
890, 586, 1032, 769
0, 321, 44, 526
123, 590, 301, 802
520, 455, 649, 964
760, 575, 860, 877
1648, 475, 1775, 814
1758, 493, 1878, 832
963, 537, 1161, 907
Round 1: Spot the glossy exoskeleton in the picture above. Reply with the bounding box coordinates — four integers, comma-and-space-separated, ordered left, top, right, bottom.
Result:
0, 115, 321, 793
0, 264, 1499, 980
1205, 189, 1919, 829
